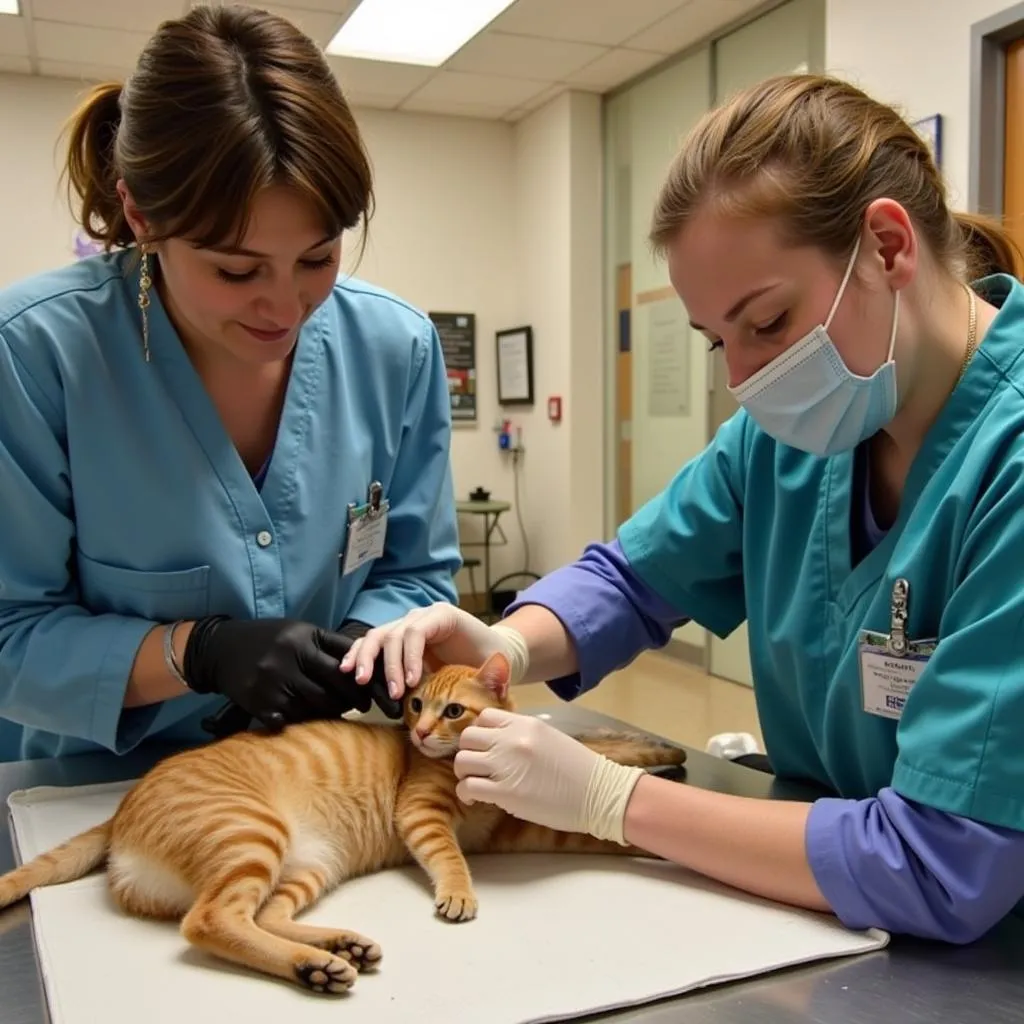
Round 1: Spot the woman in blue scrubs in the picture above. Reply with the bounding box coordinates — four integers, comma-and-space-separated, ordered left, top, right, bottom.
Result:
348, 74, 1024, 944
0, 6, 460, 761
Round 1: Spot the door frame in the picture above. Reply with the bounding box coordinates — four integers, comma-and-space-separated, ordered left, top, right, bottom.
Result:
969, 3, 1024, 214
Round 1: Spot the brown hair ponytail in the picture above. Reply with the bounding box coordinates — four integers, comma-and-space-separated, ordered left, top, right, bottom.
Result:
62, 82, 133, 249
56, 6, 374, 254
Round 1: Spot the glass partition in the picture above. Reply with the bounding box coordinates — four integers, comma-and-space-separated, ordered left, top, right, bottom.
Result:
602, 0, 825, 676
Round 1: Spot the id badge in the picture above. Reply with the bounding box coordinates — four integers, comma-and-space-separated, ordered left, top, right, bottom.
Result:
859, 578, 936, 720
341, 481, 389, 577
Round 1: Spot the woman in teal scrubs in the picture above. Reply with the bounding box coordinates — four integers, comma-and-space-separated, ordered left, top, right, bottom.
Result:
0, 6, 460, 761
348, 74, 1024, 944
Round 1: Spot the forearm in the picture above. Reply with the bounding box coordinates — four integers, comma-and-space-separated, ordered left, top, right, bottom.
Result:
501, 541, 688, 694
123, 620, 194, 708
0, 604, 168, 752
804, 788, 1024, 943
622, 774, 831, 913
499, 604, 581, 684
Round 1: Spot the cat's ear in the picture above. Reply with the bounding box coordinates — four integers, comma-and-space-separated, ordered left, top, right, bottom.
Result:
423, 648, 445, 673
475, 651, 511, 701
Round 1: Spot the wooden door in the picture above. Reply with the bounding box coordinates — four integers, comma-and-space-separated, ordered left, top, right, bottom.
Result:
1004, 37, 1024, 268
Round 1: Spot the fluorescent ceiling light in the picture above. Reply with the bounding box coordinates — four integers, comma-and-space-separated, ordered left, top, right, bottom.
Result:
0, 0, 21, 14
326, 0, 516, 66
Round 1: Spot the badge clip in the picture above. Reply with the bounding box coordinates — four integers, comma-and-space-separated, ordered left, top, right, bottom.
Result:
346, 480, 387, 523
886, 578, 910, 657
341, 481, 389, 576
367, 480, 384, 517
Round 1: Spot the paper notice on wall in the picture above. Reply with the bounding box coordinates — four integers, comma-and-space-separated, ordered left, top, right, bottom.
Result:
646, 297, 690, 417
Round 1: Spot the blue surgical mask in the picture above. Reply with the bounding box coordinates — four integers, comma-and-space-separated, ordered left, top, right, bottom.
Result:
727, 235, 900, 456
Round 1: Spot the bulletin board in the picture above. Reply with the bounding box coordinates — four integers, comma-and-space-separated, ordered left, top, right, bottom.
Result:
429, 312, 477, 424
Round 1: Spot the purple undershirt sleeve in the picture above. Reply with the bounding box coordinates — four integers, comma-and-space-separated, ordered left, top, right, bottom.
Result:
503, 537, 689, 700
807, 786, 1024, 943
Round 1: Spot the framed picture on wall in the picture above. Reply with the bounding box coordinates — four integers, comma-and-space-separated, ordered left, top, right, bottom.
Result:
496, 326, 534, 406
911, 114, 943, 170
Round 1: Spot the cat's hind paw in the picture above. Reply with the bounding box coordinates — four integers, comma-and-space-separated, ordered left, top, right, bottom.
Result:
435, 889, 478, 922
329, 933, 382, 972
293, 954, 358, 994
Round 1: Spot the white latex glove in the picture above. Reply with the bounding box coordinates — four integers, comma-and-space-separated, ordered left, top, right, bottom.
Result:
339, 603, 529, 700
454, 709, 645, 845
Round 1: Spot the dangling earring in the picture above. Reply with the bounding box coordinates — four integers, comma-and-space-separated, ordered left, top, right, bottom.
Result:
138, 246, 152, 362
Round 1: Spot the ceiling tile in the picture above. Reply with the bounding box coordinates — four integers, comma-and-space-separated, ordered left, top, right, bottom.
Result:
239, 0, 356, 11
259, 5, 345, 45
345, 92, 402, 111
491, 0, 692, 46
327, 55, 436, 102
31, 0, 183, 34
399, 96, 516, 119
405, 69, 551, 107
565, 47, 665, 90
34, 22, 150, 71
721, 0, 772, 12
519, 83, 566, 112
21, 0, 745, 122
503, 83, 567, 122
0, 54, 31, 74
0, 13, 29, 56
624, 0, 747, 54
444, 31, 606, 80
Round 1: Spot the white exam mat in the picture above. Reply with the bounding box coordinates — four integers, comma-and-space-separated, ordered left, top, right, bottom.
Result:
8, 781, 888, 1024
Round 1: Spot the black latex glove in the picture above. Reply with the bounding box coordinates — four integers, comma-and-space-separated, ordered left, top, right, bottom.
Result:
183, 616, 401, 733
336, 619, 403, 720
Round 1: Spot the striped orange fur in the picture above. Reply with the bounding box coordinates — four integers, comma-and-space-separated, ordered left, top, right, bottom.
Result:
0, 651, 685, 995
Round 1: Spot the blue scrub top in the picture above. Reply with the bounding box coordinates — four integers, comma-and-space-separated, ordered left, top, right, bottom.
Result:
0, 249, 461, 761
619, 273, 1024, 833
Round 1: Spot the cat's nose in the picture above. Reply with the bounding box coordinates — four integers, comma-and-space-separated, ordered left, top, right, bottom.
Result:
415, 726, 430, 740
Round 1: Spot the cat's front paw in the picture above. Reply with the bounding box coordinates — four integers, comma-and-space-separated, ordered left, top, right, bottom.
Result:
435, 888, 478, 922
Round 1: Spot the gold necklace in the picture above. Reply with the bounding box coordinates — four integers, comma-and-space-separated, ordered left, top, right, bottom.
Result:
957, 285, 978, 383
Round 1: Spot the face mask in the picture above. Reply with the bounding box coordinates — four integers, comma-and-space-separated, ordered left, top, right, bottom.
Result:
727, 234, 900, 456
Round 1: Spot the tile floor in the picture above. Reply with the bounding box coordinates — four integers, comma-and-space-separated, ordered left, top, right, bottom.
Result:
513, 650, 764, 752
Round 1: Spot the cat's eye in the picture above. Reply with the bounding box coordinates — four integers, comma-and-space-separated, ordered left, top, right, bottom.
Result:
442, 703, 464, 719
410, 697, 422, 713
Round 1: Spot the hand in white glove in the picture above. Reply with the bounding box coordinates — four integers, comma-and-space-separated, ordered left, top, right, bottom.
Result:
453, 709, 645, 845
339, 603, 529, 700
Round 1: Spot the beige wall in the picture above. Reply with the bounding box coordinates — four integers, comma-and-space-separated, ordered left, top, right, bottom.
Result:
826, 0, 1016, 209
340, 107, 524, 587
0, 74, 82, 285
512, 90, 605, 573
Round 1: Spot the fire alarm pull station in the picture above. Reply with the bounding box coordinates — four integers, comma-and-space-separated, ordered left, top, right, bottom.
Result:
548, 396, 562, 423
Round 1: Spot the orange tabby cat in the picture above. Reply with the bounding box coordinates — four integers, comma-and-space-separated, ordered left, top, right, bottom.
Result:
0, 652, 685, 995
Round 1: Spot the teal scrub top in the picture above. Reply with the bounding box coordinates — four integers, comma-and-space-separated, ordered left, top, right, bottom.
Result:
619, 273, 1024, 833
0, 249, 461, 761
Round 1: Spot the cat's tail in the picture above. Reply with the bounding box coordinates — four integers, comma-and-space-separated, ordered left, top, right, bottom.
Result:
0, 819, 112, 911
574, 729, 687, 770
